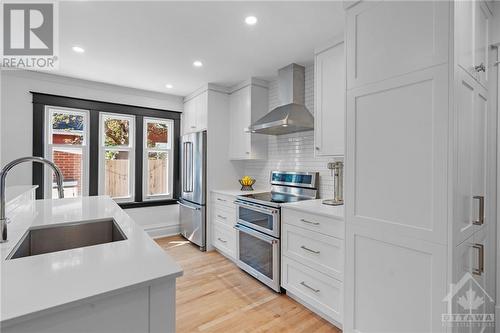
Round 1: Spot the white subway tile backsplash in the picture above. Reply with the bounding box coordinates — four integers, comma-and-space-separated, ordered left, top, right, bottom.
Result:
242, 64, 339, 199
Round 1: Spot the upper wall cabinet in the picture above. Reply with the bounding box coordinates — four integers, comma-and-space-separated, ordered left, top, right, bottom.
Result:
345, 1, 449, 89
456, 0, 491, 88
228, 79, 268, 160
182, 91, 208, 135
314, 40, 345, 157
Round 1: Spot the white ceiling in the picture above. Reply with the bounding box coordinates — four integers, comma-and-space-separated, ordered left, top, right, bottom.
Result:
56, 1, 344, 96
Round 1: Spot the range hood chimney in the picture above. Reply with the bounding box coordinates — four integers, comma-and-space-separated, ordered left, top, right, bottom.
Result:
249, 63, 314, 135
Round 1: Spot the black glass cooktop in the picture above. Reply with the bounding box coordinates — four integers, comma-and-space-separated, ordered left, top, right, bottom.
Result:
239, 192, 310, 205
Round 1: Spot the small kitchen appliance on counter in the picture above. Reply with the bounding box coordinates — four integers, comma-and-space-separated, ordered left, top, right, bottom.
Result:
179, 131, 207, 251
234, 170, 319, 292
323, 161, 344, 206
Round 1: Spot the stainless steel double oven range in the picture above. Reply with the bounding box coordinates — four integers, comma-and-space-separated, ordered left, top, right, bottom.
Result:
234, 171, 319, 292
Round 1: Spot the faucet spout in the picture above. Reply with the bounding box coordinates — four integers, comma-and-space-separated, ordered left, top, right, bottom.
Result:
0, 156, 65, 243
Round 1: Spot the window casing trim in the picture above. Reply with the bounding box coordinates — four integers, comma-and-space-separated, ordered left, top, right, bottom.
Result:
31, 92, 181, 208
143, 117, 174, 201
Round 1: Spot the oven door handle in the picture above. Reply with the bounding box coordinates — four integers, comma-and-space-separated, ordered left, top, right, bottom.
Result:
234, 224, 278, 244
234, 200, 278, 215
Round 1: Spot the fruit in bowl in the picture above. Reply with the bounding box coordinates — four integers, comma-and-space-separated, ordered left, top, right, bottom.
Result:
239, 176, 256, 191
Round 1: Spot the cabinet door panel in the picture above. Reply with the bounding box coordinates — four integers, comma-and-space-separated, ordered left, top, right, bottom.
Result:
453, 237, 475, 333
474, 2, 489, 87
455, 73, 476, 245
346, 65, 448, 244
229, 87, 252, 160
314, 42, 345, 156
182, 99, 195, 135
196, 92, 208, 131
344, 225, 447, 333
346, 1, 448, 89
472, 89, 487, 228
456, 0, 475, 76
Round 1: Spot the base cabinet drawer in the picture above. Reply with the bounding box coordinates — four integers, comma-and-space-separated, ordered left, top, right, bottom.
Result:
282, 208, 344, 238
213, 221, 236, 259
212, 193, 236, 210
282, 224, 344, 280
282, 256, 343, 325
213, 204, 236, 227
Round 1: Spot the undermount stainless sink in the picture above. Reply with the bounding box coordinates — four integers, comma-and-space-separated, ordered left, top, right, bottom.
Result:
7, 219, 127, 260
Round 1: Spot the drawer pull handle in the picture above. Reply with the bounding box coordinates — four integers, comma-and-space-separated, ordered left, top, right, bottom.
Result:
300, 281, 320, 293
217, 198, 227, 202
472, 243, 484, 276
217, 214, 227, 220
472, 196, 484, 226
300, 218, 320, 226
217, 237, 227, 244
301, 245, 320, 254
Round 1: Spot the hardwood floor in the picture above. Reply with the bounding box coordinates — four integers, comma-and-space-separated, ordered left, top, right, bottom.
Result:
155, 235, 341, 333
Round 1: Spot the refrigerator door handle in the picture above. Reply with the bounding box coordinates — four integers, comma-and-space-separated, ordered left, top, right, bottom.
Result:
178, 201, 200, 210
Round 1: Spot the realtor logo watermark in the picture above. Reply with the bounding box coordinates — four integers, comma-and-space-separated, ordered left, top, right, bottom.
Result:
442, 272, 495, 329
1, 1, 58, 69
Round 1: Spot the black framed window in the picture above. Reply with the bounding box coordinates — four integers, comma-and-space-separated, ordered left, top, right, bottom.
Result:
32, 92, 181, 208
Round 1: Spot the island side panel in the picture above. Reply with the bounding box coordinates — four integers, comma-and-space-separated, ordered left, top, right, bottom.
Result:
3, 286, 150, 333
149, 278, 176, 333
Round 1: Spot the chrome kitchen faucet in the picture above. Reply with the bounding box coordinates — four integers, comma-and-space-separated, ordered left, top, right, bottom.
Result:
0, 157, 65, 243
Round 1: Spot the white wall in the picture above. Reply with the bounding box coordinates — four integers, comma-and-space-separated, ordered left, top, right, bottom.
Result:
242, 64, 336, 198
0, 70, 184, 237
126, 205, 180, 238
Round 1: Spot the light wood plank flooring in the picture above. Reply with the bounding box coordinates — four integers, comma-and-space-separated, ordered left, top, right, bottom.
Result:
156, 235, 341, 333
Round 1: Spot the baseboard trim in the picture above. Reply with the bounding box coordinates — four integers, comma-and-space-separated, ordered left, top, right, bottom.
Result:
144, 223, 180, 239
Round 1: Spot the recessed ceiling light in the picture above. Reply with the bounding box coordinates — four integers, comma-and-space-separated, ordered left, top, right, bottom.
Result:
165, 84, 173, 89
72, 46, 85, 53
245, 16, 258, 25
193, 60, 203, 67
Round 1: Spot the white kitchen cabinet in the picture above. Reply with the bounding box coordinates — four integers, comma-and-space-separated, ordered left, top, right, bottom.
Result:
210, 191, 238, 260
228, 79, 268, 160
314, 40, 345, 156
454, 71, 488, 245
281, 207, 344, 327
182, 90, 208, 135
456, 0, 492, 87
343, 1, 496, 332
453, 226, 495, 333
345, 0, 449, 89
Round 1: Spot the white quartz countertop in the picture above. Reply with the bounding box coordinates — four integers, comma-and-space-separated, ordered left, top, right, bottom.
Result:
0, 196, 183, 326
211, 188, 269, 196
282, 199, 345, 220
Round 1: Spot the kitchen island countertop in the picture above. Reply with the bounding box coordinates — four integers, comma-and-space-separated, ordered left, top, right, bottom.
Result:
0, 196, 183, 327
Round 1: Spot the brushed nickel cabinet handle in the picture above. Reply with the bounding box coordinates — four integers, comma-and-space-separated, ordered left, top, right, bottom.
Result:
300, 281, 320, 293
300, 218, 320, 226
472, 196, 485, 226
217, 214, 227, 220
217, 198, 227, 202
301, 245, 320, 254
472, 243, 484, 276
474, 63, 486, 72
217, 237, 227, 244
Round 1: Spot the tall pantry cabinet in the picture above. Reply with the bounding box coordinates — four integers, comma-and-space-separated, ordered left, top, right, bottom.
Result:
343, 1, 496, 332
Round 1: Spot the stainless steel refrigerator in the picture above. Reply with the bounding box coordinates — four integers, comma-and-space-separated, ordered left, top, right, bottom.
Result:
178, 131, 206, 251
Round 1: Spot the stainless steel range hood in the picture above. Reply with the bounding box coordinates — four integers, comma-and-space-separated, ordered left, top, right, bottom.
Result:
249, 63, 313, 135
